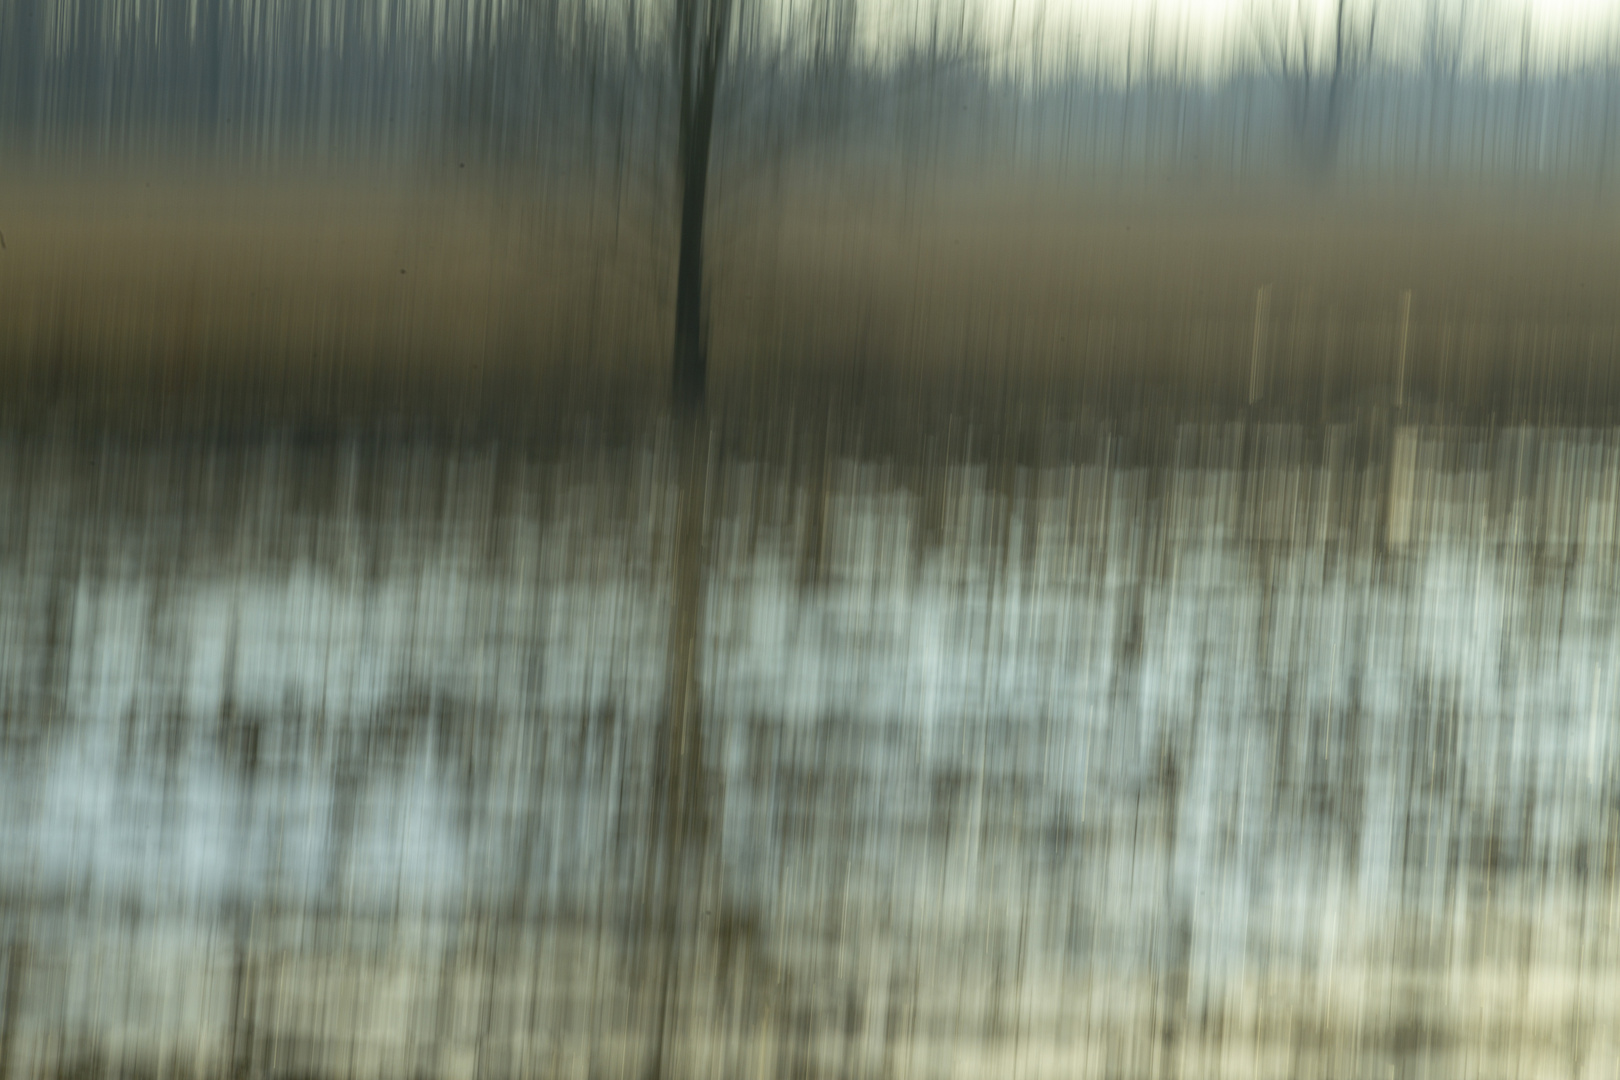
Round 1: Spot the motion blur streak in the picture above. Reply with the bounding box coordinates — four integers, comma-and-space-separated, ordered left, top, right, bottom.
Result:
2, 427, 1618, 1078
3, 0, 1620, 1078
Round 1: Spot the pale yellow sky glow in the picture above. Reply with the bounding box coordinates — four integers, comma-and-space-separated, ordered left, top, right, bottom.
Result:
909, 0, 1620, 70
1052, 0, 1610, 38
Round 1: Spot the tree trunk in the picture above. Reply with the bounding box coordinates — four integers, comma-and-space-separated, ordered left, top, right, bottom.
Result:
672, 0, 729, 412
648, 8, 730, 1074
672, 152, 710, 409
646, 407, 710, 1080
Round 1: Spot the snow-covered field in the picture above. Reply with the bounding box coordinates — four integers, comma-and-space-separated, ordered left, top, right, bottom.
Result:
0, 426, 1617, 1077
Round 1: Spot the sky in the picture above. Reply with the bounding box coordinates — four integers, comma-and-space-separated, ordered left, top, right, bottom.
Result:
936, 0, 1620, 70
1058, 0, 1611, 40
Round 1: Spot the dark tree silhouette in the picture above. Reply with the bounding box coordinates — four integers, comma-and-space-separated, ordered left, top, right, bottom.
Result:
1251, 0, 1379, 175
646, 8, 739, 1080
671, 0, 736, 410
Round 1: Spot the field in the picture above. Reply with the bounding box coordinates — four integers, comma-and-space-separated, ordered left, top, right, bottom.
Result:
2, 170, 1619, 439
1, 424, 1619, 1077
2, 172, 1620, 1078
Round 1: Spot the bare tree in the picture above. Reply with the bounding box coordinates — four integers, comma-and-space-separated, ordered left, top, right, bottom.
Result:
646, 6, 738, 1079
671, 0, 736, 409
802, 0, 859, 141
1420, 0, 1479, 177
1250, 0, 1379, 175
893, 0, 989, 187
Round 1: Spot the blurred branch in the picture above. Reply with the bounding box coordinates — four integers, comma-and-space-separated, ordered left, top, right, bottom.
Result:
1248, 0, 1378, 175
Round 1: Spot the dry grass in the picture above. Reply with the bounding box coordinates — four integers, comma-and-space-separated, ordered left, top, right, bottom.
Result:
11, 902, 1620, 1080
2, 169, 1618, 440
0, 169, 668, 437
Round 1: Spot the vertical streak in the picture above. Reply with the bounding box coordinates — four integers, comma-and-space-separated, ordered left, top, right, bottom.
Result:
1396, 290, 1413, 409
1250, 285, 1271, 406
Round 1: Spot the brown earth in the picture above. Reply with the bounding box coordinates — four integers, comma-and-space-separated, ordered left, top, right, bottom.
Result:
1, 169, 1617, 442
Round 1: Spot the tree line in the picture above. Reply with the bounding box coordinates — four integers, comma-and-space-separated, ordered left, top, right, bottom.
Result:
0, 0, 1614, 190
